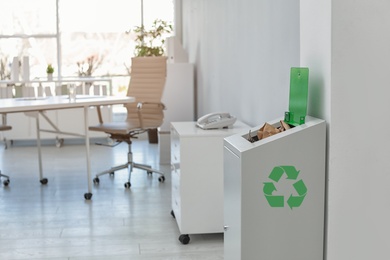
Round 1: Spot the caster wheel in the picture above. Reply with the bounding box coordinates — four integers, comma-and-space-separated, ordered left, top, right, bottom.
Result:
3, 179, 10, 186
147, 171, 153, 175
84, 193, 93, 200
124, 182, 131, 189
40, 178, 48, 184
170, 210, 175, 218
109, 172, 115, 176
93, 177, 100, 184
158, 176, 165, 182
179, 234, 190, 245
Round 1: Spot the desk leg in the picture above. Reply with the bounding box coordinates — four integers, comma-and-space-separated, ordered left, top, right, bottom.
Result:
35, 112, 48, 185
84, 106, 93, 200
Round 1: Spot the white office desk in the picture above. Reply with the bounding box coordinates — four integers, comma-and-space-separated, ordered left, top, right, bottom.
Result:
0, 95, 134, 200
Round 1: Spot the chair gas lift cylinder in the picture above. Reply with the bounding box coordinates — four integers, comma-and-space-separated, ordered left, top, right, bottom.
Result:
223, 68, 326, 260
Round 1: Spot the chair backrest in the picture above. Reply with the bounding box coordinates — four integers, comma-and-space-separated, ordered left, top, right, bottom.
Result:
125, 56, 168, 129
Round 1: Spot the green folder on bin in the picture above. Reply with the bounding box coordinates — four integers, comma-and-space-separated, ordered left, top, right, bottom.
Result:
284, 67, 309, 126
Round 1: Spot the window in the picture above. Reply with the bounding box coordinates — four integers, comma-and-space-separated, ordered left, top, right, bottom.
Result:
59, 0, 143, 78
0, 0, 57, 80
0, 0, 174, 96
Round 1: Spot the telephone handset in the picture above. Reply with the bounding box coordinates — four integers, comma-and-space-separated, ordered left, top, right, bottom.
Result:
196, 112, 237, 129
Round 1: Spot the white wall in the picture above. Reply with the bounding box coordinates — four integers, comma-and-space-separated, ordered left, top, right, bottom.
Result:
182, 0, 390, 259
300, 0, 332, 257
302, 0, 390, 259
181, 0, 300, 126
300, 0, 331, 122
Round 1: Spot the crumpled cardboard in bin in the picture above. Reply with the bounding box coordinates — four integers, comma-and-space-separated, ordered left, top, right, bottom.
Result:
257, 120, 291, 140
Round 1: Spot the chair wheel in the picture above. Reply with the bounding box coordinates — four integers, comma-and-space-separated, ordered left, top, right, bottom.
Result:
147, 171, 152, 175
158, 176, 165, 182
109, 172, 115, 176
124, 182, 131, 188
3, 179, 10, 186
93, 177, 100, 184
40, 178, 48, 184
84, 193, 93, 200
179, 234, 190, 245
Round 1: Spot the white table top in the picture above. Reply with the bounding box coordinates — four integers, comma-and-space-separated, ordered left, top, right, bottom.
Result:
0, 95, 135, 113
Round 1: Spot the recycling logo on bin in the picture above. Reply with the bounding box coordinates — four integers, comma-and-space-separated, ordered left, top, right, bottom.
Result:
263, 166, 307, 209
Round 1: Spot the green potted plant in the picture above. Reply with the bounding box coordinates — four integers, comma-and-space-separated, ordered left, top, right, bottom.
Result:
131, 19, 173, 57
46, 64, 54, 81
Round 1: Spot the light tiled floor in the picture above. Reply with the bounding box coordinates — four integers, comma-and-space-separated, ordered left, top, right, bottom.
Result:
0, 137, 223, 259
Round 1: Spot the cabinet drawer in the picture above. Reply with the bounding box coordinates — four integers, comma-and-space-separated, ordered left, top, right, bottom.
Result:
172, 198, 181, 226
171, 169, 180, 192
172, 189, 181, 210
171, 135, 180, 148
171, 142, 180, 164
171, 172, 181, 219
170, 127, 180, 147
171, 151, 180, 165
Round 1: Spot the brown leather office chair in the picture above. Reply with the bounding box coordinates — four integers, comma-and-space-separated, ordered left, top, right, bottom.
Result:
0, 115, 11, 186
89, 56, 167, 188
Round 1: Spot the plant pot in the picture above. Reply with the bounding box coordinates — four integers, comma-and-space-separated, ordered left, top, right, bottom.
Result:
47, 73, 53, 81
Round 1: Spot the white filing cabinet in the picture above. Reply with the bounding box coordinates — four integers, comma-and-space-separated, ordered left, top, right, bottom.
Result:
170, 121, 250, 244
223, 116, 326, 260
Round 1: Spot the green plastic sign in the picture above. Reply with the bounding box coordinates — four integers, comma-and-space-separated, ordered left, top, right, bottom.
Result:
284, 67, 309, 126
263, 166, 307, 209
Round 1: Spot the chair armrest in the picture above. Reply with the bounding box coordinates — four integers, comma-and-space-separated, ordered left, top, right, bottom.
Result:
136, 101, 166, 110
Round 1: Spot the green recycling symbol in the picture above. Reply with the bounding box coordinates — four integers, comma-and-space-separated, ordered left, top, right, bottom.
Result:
263, 166, 307, 209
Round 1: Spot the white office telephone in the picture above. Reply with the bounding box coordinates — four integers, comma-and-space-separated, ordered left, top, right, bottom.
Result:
196, 112, 237, 129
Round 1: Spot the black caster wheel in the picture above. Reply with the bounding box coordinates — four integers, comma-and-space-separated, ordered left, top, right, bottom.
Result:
40, 178, 48, 184
158, 176, 165, 182
179, 234, 190, 245
109, 172, 115, 176
84, 193, 93, 200
170, 210, 175, 218
3, 179, 10, 186
124, 182, 131, 189
93, 177, 100, 184
147, 171, 153, 175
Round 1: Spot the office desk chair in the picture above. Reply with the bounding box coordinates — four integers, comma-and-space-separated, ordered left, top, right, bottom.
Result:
0, 116, 11, 186
89, 56, 167, 188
